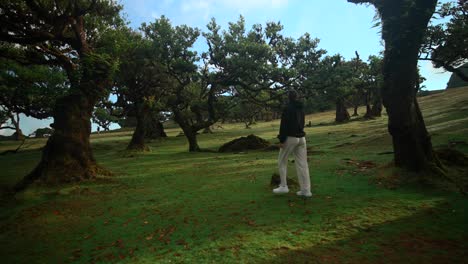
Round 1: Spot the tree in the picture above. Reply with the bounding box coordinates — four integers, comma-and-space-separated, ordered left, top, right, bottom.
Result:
112, 28, 170, 151
229, 94, 268, 129
205, 17, 326, 126
348, 0, 441, 172
0, 57, 68, 140
420, 0, 468, 81
144, 109, 168, 139
365, 55, 384, 117
92, 105, 118, 131
142, 16, 223, 152
347, 52, 369, 118
34, 127, 54, 138
310, 54, 354, 123
0, 0, 124, 191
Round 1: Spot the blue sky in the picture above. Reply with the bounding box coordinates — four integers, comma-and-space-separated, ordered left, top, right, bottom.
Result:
2, 0, 455, 135
121, 0, 452, 90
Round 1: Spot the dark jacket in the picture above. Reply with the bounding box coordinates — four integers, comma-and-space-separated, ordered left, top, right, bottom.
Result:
277, 101, 306, 143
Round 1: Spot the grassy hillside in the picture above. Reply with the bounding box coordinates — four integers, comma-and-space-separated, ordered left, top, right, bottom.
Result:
0, 88, 467, 263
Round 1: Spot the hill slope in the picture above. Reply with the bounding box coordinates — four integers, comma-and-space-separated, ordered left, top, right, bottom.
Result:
0, 88, 467, 263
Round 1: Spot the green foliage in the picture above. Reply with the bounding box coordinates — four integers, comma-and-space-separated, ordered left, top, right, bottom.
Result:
141, 16, 200, 77
447, 62, 468, 89
33, 127, 54, 138
141, 16, 219, 137
0, 58, 68, 119
228, 94, 269, 127
109, 26, 174, 139
0, 108, 8, 126
92, 107, 119, 131
0, 0, 125, 95
421, 1, 467, 76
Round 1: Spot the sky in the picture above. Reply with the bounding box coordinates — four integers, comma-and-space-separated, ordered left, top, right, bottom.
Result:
2, 0, 455, 136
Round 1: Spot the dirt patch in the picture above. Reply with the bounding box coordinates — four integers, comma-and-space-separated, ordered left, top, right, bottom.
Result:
377, 233, 468, 264
270, 173, 298, 187
435, 148, 468, 167
219, 134, 271, 153
343, 159, 378, 171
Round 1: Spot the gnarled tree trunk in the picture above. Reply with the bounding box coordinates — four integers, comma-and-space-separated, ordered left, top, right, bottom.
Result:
172, 109, 201, 152
364, 104, 371, 118
145, 110, 167, 139
370, 95, 382, 117
14, 93, 106, 191
377, 0, 439, 171
14, 52, 113, 191
185, 129, 201, 152
335, 98, 350, 122
363, 91, 372, 118
127, 102, 150, 151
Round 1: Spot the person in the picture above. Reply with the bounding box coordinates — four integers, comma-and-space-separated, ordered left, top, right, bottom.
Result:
273, 90, 312, 197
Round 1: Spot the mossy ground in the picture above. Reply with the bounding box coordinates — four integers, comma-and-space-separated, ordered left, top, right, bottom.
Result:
0, 88, 467, 263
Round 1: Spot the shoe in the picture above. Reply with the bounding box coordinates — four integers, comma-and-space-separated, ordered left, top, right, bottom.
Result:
297, 190, 312, 197
273, 186, 289, 194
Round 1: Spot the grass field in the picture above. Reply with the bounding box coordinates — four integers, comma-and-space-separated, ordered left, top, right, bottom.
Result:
0, 88, 467, 263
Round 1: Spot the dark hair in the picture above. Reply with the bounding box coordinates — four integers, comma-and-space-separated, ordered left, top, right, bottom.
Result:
288, 90, 298, 102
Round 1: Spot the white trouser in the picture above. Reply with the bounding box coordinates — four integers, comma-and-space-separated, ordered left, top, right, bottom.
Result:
278, 137, 311, 192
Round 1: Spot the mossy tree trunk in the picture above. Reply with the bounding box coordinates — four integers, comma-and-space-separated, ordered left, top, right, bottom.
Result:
360, 0, 440, 171
145, 111, 167, 139
14, 52, 113, 191
185, 130, 201, 152
127, 101, 150, 151
363, 90, 372, 118
335, 97, 350, 122
15, 93, 105, 191
370, 89, 383, 117
172, 109, 202, 152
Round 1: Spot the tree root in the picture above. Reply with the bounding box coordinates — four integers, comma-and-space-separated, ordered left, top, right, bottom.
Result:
13, 163, 113, 193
